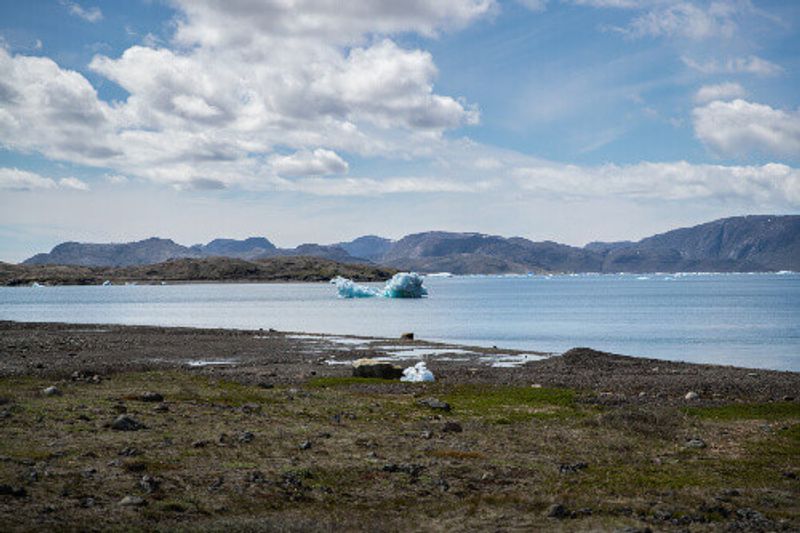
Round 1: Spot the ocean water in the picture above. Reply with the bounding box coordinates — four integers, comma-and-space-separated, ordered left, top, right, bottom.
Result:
1, 273, 799, 371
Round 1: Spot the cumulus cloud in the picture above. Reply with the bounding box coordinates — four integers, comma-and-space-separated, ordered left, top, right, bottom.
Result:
270, 149, 349, 177
693, 99, 800, 158
682, 55, 783, 77
61, 1, 103, 23
513, 161, 800, 205
58, 177, 90, 191
693, 82, 745, 104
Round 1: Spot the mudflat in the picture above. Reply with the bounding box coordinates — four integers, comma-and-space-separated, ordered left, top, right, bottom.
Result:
0, 321, 798, 531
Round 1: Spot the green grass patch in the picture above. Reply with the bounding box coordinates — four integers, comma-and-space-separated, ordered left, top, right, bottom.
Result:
684, 402, 800, 421
307, 376, 404, 388
442, 384, 582, 423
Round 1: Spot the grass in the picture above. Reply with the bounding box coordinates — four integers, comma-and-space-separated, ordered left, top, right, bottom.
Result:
0, 372, 797, 531
684, 401, 800, 421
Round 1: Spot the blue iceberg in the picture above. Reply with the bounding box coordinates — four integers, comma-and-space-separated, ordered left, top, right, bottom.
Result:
332, 272, 428, 299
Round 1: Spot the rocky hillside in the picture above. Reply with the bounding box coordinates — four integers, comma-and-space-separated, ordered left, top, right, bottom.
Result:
1, 257, 396, 286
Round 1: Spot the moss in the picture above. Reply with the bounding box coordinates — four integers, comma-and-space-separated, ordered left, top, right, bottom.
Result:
684, 401, 800, 421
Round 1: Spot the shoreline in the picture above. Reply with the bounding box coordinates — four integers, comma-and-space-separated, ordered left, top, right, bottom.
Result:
2, 320, 798, 402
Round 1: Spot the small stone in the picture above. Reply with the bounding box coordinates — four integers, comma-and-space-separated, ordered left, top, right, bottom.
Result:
79, 497, 95, 508
139, 475, 160, 494
138, 392, 164, 402
418, 398, 451, 411
192, 440, 209, 448
153, 403, 169, 413
400, 332, 414, 340
42, 386, 61, 397
208, 477, 224, 491
558, 462, 588, 474
547, 503, 569, 519
111, 414, 145, 431
246, 471, 265, 483
257, 382, 274, 389
782, 396, 794, 402
684, 391, 699, 401
421, 430, 433, 440
299, 440, 312, 450
685, 438, 707, 449
119, 495, 146, 507
119, 447, 139, 457
442, 421, 463, 433
238, 431, 255, 443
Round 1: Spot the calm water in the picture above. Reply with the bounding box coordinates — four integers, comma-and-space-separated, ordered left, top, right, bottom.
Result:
1, 273, 799, 371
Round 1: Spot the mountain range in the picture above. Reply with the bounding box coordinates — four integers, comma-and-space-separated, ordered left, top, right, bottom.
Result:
21, 215, 800, 274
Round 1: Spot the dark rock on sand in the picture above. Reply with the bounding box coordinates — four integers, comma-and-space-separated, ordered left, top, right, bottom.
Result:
547, 503, 570, 519
559, 462, 588, 474
139, 475, 160, 494
352, 359, 403, 379
418, 398, 451, 411
111, 414, 145, 431
138, 391, 164, 402
442, 421, 463, 433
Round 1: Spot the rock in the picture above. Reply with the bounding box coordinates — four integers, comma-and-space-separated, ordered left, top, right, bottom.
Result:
558, 462, 588, 474
547, 503, 570, 519
442, 421, 463, 433
299, 440, 312, 450
139, 392, 164, 402
111, 414, 145, 431
192, 440, 209, 448
257, 382, 274, 389
418, 398, 451, 411
684, 391, 699, 401
0, 484, 26, 498
79, 497, 95, 508
139, 475, 160, 494
238, 431, 255, 443
119, 495, 146, 507
421, 430, 433, 440
208, 477, 224, 491
153, 403, 169, 413
400, 332, 414, 340
119, 447, 139, 457
42, 386, 61, 397
685, 438, 707, 449
382, 463, 424, 477
352, 359, 403, 379
246, 471, 266, 483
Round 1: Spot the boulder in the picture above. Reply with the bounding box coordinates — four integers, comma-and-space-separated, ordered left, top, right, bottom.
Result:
352, 359, 403, 379
111, 414, 145, 431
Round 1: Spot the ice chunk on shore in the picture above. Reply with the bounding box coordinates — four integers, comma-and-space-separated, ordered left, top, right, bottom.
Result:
332, 272, 428, 299
400, 362, 435, 382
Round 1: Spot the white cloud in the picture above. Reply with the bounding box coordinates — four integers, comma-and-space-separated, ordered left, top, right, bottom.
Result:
516, 0, 549, 12
693, 99, 800, 158
568, 0, 641, 7
513, 161, 800, 205
105, 174, 129, 184
682, 55, 783, 77
0, 168, 57, 191
61, 1, 103, 23
270, 149, 349, 177
0, 168, 91, 192
58, 177, 90, 191
693, 82, 745, 104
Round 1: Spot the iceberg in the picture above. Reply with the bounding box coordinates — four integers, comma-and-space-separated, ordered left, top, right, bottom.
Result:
332, 272, 428, 299
400, 361, 435, 382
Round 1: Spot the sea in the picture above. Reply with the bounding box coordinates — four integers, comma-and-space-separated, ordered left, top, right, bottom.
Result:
1, 272, 798, 371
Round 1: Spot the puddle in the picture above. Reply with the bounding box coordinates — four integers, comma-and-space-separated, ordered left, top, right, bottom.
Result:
478, 353, 547, 368
186, 360, 238, 367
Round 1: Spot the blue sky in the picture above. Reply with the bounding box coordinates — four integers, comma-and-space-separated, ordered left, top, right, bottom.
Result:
0, 0, 798, 261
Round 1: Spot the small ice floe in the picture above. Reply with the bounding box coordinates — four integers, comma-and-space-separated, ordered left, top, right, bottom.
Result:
382, 347, 474, 359
479, 353, 548, 368
30, 282, 45, 288
636, 276, 650, 280
401, 362, 435, 382
102, 280, 112, 286
332, 272, 428, 299
186, 360, 237, 367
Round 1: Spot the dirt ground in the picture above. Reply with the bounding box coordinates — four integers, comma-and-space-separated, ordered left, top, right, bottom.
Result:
0, 321, 798, 531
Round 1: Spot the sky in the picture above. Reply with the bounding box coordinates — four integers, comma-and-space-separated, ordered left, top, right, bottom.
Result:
0, 0, 798, 262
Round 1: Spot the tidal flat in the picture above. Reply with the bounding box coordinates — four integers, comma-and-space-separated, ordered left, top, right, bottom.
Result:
0, 321, 798, 531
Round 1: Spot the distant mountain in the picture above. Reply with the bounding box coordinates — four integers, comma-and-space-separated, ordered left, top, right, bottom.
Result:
601, 215, 800, 272
20, 215, 800, 273
192, 237, 277, 260
336, 235, 393, 262
24, 238, 200, 267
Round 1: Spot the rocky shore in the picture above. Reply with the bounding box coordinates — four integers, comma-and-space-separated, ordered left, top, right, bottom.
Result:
0, 321, 798, 531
